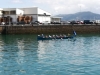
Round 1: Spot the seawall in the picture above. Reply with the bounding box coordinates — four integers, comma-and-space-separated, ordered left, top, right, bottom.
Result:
0, 24, 100, 34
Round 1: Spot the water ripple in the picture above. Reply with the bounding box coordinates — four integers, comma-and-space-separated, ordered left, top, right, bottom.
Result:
0, 34, 99, 75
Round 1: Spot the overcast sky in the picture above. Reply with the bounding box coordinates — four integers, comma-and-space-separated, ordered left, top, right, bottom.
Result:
0, 0, 100, 15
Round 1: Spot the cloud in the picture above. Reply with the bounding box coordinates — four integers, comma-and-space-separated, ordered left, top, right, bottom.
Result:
12, 0, 22, 3
8, 0, 100, 15
31, 0, 100, 15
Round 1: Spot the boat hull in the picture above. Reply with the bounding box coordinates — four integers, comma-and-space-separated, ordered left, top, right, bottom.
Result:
37, 36, 74, 40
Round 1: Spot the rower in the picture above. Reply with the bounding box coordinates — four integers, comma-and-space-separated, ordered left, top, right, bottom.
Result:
41, 34, 45, 38
68, 33, 71, 36
63, 34, 67, 37
41, 34, 44, 36
53, 35, 55, 38
49, 35, 52, 38
38, 35, 40, 37
59, 34, 61, 37
45, 35, 48, 38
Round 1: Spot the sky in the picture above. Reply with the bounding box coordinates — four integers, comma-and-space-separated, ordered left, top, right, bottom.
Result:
0, 0, 100, 15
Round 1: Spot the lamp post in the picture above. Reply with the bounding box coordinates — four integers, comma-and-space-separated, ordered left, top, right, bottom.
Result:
9, 10, 10, 25
44, 13, 46, 24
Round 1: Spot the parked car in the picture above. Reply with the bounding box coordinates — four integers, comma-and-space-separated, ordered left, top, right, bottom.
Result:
6, 22, 13, 25
1, 22, 5, 25
51, 22, 61, 24
42, 21, 50, 25
33, 21, 42, 25
83, 20, 93, 24
17, 22, 25, 25
70, 21, 78, 24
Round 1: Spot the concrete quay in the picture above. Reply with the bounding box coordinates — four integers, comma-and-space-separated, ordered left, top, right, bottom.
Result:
0, 24, 100, 34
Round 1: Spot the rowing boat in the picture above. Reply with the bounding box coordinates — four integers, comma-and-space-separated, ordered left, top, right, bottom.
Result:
37, 31, 76, 40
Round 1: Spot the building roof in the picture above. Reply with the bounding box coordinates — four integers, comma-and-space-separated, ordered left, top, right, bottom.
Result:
20, 7, 51, 15
2, 7, 51, 15
0, 8, 3, 10
51, 16, 63, 19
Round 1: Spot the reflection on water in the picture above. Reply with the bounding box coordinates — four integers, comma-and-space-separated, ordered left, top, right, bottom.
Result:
0, 40, 4, 64
17, 39, 25, 64
0, 34, 100, 75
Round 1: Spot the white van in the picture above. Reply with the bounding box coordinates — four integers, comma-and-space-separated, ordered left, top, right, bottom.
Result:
42, 21, 50, 25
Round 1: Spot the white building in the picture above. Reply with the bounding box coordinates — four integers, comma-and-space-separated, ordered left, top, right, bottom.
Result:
51, 17, 62, 23
2, 8, 24, 22
0, 8, 3, 17
20, 7, 51, 23
0, 7, 61, 24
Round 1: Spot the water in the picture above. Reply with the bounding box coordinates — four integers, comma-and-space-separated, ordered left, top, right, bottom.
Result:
0, 34, 100, 75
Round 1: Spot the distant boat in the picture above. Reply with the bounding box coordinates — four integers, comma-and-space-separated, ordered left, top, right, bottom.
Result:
37, 31, 76, 40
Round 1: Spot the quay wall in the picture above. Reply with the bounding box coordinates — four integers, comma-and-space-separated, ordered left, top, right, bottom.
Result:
0, 24, 100, 34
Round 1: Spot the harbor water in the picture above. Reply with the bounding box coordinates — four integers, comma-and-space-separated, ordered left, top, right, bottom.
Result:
0, 34, 100, 75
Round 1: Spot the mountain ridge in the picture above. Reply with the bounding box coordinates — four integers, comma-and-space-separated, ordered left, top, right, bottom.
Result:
56, 11, 100, 21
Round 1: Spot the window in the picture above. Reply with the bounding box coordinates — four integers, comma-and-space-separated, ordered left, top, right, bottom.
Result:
10, 11, 16, 14
3, 11, 9, 15
2, 10, 16, 15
